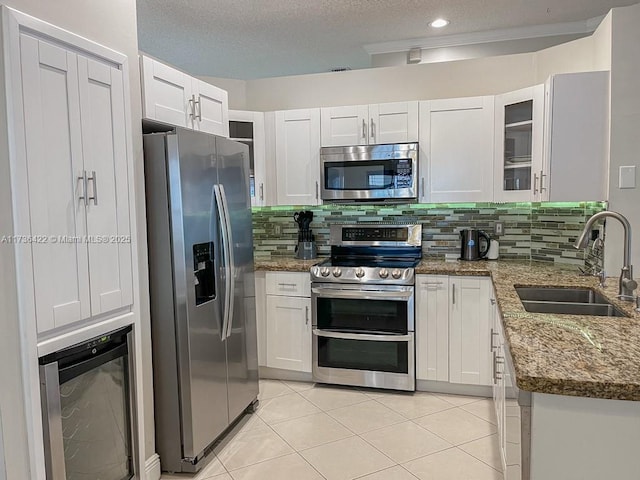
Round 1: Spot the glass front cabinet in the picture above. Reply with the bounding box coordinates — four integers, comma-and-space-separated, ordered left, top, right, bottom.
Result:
494, 85, 545, 202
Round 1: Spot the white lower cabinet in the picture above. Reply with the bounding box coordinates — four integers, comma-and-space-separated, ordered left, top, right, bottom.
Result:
264, 272, 312, 373
416, 274, 493, 387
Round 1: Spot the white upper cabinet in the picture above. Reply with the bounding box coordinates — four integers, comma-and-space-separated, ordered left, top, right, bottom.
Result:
275, 108, 321, 205
419, 97, 494, 203
542, 71, 609, 202
494, 85, 545, 202
320, 101, 418, 147
192, 78, 229, 137
141, 55, 192, 128
141, 55, 229, 136
11, 23, 135, 335
320, 105, 369, 146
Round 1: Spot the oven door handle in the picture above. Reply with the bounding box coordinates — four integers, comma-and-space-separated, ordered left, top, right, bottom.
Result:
313, 329, 412, 342
311, 287, 413, 301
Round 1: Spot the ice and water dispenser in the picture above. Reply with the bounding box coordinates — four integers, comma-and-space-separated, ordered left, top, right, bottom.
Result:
193, 242, 215, 305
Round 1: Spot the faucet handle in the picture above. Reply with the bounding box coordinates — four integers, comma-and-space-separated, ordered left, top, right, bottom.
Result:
623, 277, 638, 292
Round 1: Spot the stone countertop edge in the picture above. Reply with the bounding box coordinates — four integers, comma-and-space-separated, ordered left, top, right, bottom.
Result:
255, 257, 640, 401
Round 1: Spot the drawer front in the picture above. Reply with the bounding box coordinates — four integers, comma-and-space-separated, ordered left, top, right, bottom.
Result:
266, 272, 311, 297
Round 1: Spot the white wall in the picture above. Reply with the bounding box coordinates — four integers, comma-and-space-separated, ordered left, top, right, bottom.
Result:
605, 3, 640, 276
199, 75, 247, 110
0, 1, 156, 478
371, 34, 585, 68
235, 17, 609, 112
0, 410, 5, 480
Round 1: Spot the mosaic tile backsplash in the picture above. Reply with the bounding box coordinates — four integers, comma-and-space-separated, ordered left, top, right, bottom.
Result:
252, 202, 607, 268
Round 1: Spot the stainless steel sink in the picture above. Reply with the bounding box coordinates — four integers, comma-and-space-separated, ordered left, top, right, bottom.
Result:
515, 286, 628, 317
515, 287, 610, 304
520, 301, 628, 317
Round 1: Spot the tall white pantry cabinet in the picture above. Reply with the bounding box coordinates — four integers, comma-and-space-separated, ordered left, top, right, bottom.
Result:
0, 7, 143, 479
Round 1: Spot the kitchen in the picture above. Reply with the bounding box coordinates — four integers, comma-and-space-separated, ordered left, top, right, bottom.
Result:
1, 1, 640, 480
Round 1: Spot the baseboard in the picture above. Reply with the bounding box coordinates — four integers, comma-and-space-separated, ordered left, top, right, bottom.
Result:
144, 453, 161, 480
416, 379, 492, 397
259, 366, 313, 382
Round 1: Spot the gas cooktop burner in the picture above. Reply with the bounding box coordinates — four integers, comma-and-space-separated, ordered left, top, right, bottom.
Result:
310, 224, 422, 285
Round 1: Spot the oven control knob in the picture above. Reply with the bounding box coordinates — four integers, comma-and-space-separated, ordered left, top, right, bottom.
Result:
312, 266, 320, 277
391, 269, 402, 279
332, 268, 342, 278
320, 267, 331, 277
379, 268, 389, 278
355, 268, 365, 278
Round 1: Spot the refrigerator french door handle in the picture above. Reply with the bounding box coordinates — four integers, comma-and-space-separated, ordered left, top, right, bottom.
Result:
40, 362, 67, 480
219, 184, 235, 339
214, 185, 232, 341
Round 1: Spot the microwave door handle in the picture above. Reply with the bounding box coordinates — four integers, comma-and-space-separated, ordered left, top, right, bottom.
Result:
219, 184, 235, 340
313, 329, 412, 342
40, 362, 68, 479
214, 185, 232, 340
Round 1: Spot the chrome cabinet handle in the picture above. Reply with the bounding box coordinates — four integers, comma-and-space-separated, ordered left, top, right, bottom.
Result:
189, 94, 196, 119
533, 173, 539, 194
370, 118, 375, 142
490, 328, 499, 351
305, 306, 309, 325
259, 183, 264, 201
495, 356, 505, 379
421, 281, 444, 287
452, 283, 456, 305
490, 298, 496, 305
315, 181, 319, 200
420, 177, 425, 198
492, 351, 497, 384
539, 170, 547, 192
278, 283, 297, 288
87, 171, 98, 205
78, 171, 88, 206
196, 95, 202, 121
362, 119, 366, 141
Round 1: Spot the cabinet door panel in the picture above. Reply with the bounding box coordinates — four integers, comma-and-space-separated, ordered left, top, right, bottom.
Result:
78, 56, 133, 316
275, 109, 320, 205
194, 79, 229, 137
369, 102, 418, 144
449, 276, 492, 386
420, 97, 494, 202
320, 105, 368, 146
20, 34, 91, 332
416, 275, 449, 381
141, 56, 192, 127
494, 86, 544, 202
266, 296, 311, 372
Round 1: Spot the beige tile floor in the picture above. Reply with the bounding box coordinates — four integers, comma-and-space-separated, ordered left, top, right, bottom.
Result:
160, 379, 503, 480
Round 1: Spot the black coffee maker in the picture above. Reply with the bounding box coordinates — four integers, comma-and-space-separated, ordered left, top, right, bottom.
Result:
293, 211, 317, 259
460, 229, 491, 261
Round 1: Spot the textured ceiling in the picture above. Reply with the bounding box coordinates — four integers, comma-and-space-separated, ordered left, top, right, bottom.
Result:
136, 0, 636, 80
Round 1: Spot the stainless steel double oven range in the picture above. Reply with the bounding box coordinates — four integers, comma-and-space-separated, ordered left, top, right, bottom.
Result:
311, 224, 422, 391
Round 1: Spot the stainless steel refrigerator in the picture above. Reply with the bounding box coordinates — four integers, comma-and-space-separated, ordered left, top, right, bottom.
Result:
143, 128, 258, 473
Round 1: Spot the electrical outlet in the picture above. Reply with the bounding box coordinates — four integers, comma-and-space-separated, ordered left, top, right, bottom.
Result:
494, 222, 504, 236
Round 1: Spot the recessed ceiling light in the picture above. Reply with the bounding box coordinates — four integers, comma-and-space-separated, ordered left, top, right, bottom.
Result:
430, 18, 449, 28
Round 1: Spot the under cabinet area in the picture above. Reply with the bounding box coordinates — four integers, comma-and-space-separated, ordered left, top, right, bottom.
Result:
320, 101, 418, 147
263, 272, 312, 373
141, 55, 229, 136
416, 274, 493, 387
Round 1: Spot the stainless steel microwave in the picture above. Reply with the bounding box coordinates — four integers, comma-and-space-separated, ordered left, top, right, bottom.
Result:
320, 143, 418, 203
